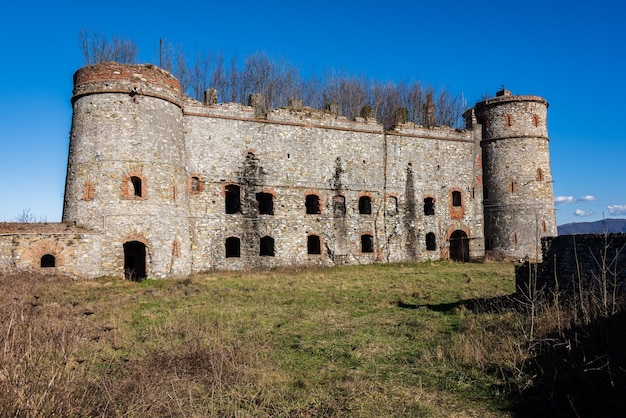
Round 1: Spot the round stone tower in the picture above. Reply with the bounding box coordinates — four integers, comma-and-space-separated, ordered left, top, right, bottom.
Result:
474, 89, 557, 261
63, 63, 191, 278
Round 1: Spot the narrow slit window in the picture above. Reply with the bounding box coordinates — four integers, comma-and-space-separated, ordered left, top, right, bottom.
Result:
130, 176, 142, 197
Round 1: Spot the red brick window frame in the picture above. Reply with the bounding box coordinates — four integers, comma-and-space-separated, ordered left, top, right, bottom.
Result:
505, 114, 514, 127
533, 114, 540, 127
449, 189, 464, 219
122, 171, 147, 199
188, 174, 204, 194
83, 181, 95, 201
536, 168, 544, 182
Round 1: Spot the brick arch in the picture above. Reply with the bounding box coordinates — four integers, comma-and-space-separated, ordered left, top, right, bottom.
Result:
441, 225, 471, 260
122, 232, 151, 280
25, 238, 67, 270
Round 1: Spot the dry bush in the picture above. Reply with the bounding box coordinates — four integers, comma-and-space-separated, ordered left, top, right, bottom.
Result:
0, 273, 101, 417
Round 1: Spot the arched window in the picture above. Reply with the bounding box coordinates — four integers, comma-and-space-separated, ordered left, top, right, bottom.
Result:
259, 236, 275, 256
536, 168, 544, 182
359, 196, 372, 215
189, 175, 203, 193
361, 234, 374, 253
452, 191, 462, 207
40, 254, 56, 268
425, 233, 437, 251
305, 194, 321, 214
130, 176, 142, 197
225, 185, 241, 214
424, 197, 435, 216
307, 235, 321, 255
256, 192, 274, 215
333, 195, 346, 216
225, 237, 241, 258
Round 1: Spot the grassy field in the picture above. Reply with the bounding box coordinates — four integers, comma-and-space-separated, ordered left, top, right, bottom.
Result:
0, 261, 575, 416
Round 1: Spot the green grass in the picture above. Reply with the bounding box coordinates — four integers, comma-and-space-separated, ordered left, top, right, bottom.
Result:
0, 261, 520, 416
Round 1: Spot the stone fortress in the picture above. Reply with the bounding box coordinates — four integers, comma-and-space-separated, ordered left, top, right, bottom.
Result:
0, 63, 557, 279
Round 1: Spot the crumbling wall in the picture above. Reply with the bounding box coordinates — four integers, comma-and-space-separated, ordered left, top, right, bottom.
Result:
516, 234, 626, 295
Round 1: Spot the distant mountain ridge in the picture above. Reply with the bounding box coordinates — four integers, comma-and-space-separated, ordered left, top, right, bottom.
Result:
558, 219, 626, 235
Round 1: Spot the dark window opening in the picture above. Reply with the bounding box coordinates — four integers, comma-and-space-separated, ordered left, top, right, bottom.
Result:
256, 192, 274, 215
537, 168, 544, 181
425, 233, 437, 251
40, 254, 56, 268
359, 196, 372, 215
225, 185, 241, 214
259, 236, 275, 256
124, 241, 147, 281
333, 195, 346, 216
307, 235, 321, 254
130, 176, 142, 197
305, 194, 321, 214
452, 191, 462, 207
510, 180, 518, 193
225, 237, 241, 258
541, 220, 547, 233
361, 234, 374, 253
424, 197, 435, 216
505, 114, 514, 127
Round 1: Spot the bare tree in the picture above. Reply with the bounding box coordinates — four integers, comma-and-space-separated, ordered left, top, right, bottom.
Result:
78, 29, 137, 65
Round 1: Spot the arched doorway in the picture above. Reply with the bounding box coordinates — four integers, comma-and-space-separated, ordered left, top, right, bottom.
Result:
449, 230, 469, 262
124, 241, 147, 280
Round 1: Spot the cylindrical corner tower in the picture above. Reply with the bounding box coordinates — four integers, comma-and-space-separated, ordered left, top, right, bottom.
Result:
475, 89, 557, 261
63, 63, 191, 278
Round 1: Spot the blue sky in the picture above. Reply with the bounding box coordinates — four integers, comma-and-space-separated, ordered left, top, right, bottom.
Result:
0, 0, 624, 225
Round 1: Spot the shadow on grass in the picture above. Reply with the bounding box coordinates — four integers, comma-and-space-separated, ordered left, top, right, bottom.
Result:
512, 309, 626, 418
397, 294, 517, 313
399, 296, 626, 417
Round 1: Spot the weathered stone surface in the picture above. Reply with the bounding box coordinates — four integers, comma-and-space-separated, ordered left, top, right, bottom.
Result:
0, 65, 557, 278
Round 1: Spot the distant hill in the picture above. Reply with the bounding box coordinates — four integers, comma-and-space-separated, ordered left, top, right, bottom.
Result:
558, 219, 626, 235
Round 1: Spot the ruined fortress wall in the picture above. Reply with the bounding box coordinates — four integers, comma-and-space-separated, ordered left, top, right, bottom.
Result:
1, 63, 558, 278
183, 104, 389, 270
516, 234, 626, 295
64, 64, 192, 278
385, 126, 484, 260
476, 92, 557, 260
0, 231, 103, 278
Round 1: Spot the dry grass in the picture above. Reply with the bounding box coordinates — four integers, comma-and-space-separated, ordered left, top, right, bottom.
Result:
1, 262, 622, 416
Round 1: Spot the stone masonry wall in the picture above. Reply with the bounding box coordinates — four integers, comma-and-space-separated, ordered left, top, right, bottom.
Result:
0, 64, 556, 278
